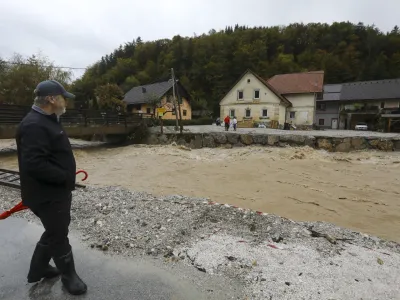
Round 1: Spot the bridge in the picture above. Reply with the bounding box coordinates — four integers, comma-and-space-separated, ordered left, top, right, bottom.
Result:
0, 104, 154, 140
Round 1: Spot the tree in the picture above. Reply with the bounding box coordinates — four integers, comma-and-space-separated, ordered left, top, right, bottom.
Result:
71, 21, 400, 112
0, 53, 72, 105
94, 84, 126, 112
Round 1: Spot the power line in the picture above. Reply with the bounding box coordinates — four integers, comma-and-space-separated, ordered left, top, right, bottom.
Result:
1, 61, 87, 70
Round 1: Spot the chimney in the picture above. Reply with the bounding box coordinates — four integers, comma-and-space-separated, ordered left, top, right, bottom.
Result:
142, 87, 146, 93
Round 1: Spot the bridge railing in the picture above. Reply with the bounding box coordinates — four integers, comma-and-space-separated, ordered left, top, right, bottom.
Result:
0, 104, 154, 127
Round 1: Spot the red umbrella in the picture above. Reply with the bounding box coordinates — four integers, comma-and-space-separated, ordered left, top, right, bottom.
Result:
0, 170, 88, 220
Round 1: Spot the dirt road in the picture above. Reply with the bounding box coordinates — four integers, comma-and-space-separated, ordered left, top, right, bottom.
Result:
1, 145, 399, 242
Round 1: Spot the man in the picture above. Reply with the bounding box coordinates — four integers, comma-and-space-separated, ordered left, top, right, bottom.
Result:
16, 80, 87, 295
224, 115, 230, 131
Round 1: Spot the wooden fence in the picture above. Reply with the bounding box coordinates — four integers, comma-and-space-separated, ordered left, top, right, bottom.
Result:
0, 104, 154, 127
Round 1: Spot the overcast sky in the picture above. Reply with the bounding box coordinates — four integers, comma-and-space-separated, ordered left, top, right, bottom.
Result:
0, 0, 399, 79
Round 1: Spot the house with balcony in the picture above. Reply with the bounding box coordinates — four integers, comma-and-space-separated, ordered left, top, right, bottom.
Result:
316, 79, 400, 131
267, 71, 324, 128
315, 84, 341, 129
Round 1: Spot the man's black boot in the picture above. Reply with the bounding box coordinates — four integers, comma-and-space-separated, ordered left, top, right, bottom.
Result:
53, 250, 87, 295
27, 243, 60, 283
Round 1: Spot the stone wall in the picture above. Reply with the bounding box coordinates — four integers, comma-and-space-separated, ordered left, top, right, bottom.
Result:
146, 132, 400, 152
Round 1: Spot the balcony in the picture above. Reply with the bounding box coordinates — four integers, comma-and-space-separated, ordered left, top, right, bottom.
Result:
340, 105, 380, 114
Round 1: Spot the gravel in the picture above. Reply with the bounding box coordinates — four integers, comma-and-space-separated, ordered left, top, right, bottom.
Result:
1, 185, 399, 300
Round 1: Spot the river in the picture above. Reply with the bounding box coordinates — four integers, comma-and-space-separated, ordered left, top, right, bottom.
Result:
1, 144, 400, 242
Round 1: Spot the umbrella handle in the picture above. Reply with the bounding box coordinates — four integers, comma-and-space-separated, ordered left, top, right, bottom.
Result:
1, 169, 89, 220
76, 170, 88, 181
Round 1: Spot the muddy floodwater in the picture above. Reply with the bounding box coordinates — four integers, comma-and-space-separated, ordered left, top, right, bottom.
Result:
1, 145, 400, 242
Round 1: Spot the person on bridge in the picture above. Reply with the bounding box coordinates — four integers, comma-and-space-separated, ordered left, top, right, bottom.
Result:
15, 80, 87, 295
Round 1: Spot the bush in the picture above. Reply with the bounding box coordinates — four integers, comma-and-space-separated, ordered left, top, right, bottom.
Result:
155, 117, 213, 126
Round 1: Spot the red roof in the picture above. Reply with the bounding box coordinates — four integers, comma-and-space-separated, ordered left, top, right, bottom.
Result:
267, 71, 324, 94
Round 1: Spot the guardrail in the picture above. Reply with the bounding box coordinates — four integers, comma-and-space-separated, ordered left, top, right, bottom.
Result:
0, 104, 154, 127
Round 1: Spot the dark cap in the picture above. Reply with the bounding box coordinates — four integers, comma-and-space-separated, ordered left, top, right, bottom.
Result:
34, 80, 75, 99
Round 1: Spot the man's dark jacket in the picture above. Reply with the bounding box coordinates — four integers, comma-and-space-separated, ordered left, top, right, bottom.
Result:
16, 110, 76, 208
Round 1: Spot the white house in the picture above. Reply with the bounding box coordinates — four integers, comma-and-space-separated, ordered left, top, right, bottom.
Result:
219, 70, 291, 127
267, 71, 324, 127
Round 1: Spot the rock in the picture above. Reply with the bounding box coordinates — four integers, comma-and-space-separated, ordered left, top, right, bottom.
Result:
226, 133, 239, 144
145, 134, 160, 145
280, 135, 305, 145
226, 256, 237, 261
378, 140, 394, 151
252, 134, 268, 145
317, 138, 333, 151
202, 135, 216, 148
267, 135, 280, 146
158, 134, 169, 144
304, 136, 316, 148
164, 250, 174, 258
240, 134, 253, 145
272, 234, 283, 243
222, 143, 233, 149
212, 133, 228, 144
196, 265, 207, 273
189, 134, 203, 149
334, 138, 351, 152
178, 145, 191, 151
351, 137, 367, 150
394, 140, 400, 151
369, 139, 393, 151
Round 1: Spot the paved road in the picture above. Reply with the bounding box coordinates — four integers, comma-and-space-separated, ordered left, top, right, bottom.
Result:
150, 125, 400, 138
0, 218, 205, 300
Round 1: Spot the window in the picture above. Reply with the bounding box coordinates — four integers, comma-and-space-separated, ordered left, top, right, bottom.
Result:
229, 109, 235, 117
183, 110, 187, 117
289, 112, 295, 119
237, 90, 244, 100
245, 108, 251, 118
146, 107, 151, 114
262, 109, 268, 117
316, 103, 326, 111
247, 79, 251, 83
254, 89, 260, 99
319, 119, 325, 125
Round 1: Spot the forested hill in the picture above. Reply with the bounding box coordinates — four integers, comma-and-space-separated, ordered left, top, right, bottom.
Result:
72, 22, 400, 113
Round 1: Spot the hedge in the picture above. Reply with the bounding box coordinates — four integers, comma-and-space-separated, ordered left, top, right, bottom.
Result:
154, 117, 213, 126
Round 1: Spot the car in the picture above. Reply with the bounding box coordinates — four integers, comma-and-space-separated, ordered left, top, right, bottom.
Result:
355, 122, 368, 131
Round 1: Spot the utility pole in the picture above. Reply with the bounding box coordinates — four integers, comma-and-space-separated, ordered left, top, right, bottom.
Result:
171, 68, 183, 133
171, 68, 179, 131
175, 78, 184, 134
